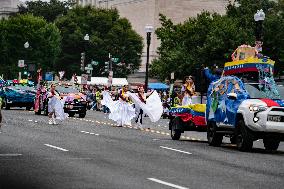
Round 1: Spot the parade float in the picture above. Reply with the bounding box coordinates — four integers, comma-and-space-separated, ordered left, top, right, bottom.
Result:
206, 44, 284, 151
169, 97, 207, 140
0, 81, 36, 110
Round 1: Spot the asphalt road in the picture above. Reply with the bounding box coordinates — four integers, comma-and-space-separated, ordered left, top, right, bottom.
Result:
0, 109, 283, 189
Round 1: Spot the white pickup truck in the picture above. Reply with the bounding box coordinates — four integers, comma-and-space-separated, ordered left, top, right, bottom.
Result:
206, 76, 284, 151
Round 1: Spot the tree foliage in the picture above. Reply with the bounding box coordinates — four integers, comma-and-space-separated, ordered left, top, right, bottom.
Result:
0, 14, 61, 79
55, 6, 143, 78
151, 0, 284, 80
18, 0, 75, 22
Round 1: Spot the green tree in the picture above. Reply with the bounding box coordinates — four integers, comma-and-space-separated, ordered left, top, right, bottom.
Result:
151, 12, 253, 80
152, 0, 284, 80
0, 14, 61, 79
55, 6, 143, 78
18, 0, 75, 22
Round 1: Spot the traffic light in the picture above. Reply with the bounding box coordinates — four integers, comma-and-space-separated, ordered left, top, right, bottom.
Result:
80, 52, 85, 71
104, 62, 109, 73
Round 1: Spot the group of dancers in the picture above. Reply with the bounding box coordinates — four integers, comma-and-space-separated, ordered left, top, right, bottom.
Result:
102, 85, 163, 128
46, 84, 163, 128
47, 74, 199, 126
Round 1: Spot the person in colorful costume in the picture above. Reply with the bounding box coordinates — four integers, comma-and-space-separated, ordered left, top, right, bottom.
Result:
181, 76, 195, 106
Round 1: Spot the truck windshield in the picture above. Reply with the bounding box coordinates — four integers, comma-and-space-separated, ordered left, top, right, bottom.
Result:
245, 83, 284, 99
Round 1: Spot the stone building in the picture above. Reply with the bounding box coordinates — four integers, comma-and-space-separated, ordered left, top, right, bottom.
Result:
0, 0, 20, 19
76, 0, 229, 86
77, 0, 228, 72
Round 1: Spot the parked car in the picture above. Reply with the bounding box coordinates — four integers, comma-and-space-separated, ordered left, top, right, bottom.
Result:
0, 85, 36, 110
206, 76, 284, 151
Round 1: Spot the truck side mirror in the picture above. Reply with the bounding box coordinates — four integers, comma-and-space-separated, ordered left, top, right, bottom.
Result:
227, 93, 237, 100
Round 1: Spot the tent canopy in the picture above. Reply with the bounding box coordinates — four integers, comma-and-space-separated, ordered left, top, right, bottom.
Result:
148, 83, 169, 90
90, 77, 108, 85
112, 78, 128, 86
75, 77, 128, 86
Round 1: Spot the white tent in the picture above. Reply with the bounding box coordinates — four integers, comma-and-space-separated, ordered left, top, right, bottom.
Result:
112, 78, 128, 86
90, 77, 108, 85
75, 76, 127, 86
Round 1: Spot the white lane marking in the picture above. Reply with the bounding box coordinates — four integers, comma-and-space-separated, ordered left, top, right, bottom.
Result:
81, 131, 99, 136
44, 144, 69, 152
81, 131, 90, 134
160, 146, 192, 155
0, 154, 22, 157
28, 120, 33, 122
148, 178, 189, 189
153, 139, 160, 141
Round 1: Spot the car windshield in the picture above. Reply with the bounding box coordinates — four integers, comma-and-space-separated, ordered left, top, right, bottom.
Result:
9, 85, 35, 91
245, 83, 284, 99
56, 87, 79, 94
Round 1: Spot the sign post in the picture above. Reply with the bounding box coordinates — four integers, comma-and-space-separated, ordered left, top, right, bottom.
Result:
18, 60, 25, 68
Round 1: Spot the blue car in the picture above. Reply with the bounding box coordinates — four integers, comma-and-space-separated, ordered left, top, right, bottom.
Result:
0, 85, 36, 110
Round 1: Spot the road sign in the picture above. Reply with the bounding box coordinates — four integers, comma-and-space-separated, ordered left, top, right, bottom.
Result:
85, 64, 93, 71
91, 60, 99, 66
81, 74, 88, 85
111, 58, 119, 63
171, 72, 175, 80
18, 60, 25, 68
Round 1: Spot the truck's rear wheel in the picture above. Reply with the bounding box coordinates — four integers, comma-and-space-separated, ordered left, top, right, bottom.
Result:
207, 121, 223, 146
236, 119, 253, 152
263, 138, 280, 151
170, 117, 182, 140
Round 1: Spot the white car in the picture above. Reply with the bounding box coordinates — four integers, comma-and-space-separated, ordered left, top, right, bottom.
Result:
206, 76, 284, 151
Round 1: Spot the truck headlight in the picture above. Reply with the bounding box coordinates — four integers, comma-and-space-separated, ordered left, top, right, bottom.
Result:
249, 104, 267, 112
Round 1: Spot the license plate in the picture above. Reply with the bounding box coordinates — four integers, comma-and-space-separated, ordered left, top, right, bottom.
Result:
267, 115, 281, 122
65, 105, 73, 109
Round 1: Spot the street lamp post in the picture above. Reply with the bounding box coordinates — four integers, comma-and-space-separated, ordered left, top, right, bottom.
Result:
81, 34, 90, 72
254, 9, 265, 50
144, 25, 154, 91
20, 41, 30, 80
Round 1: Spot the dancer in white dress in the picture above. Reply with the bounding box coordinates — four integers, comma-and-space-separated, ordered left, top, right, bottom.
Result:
47, 84, 67, 125
133, 85, 153, 128
128, 88, 163, 125
103, 85, 135, 127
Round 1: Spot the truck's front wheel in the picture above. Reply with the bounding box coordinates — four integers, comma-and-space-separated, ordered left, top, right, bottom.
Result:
236, 119, 253, 152
207, 121, 223, 146
263, 138, 280, 151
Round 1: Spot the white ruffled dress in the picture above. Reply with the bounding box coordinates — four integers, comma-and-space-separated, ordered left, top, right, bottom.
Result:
102, 91, 135, 126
